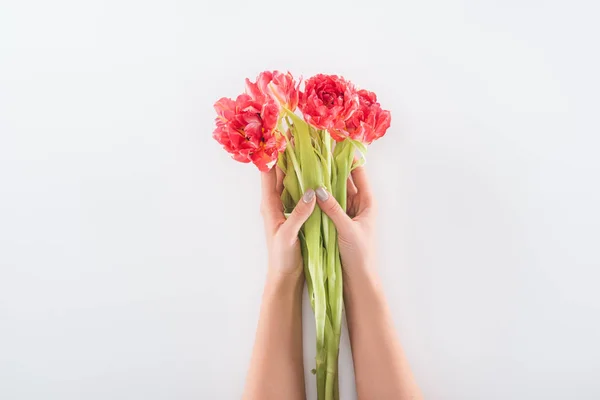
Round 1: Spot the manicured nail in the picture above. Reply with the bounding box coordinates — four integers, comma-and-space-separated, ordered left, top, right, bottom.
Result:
303, 189, 315, 203
315, 187, 329, 201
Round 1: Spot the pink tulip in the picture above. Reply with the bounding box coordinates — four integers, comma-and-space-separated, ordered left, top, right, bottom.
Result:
245, 71, 300, 111
344, 89, 391, 144
298, 74, 359, 140
213, 94, 285, 171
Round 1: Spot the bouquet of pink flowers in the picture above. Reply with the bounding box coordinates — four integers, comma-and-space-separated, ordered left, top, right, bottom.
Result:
213, 71, 390, 400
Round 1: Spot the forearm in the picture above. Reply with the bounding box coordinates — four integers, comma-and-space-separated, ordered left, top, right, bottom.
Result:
344, 270, 422, 400
243, 272, 306, 400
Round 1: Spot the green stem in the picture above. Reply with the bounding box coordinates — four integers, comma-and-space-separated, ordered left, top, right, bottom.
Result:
287, 112, 328, 399
285, 136, 305, 194
281, 110, 360, 400
323, 139, 354, 400
322, 132, 338, 400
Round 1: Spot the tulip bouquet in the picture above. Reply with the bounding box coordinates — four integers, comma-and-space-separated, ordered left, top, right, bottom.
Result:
213, 71, 390, 400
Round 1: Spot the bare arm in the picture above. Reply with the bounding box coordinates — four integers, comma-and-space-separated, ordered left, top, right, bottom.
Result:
243, 272, 305, 400
315, 167, 423, 400
344, 271, 422, 399
242, 168, 316, 400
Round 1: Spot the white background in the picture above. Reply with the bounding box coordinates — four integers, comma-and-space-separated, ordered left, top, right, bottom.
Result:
1, 0, 599, 399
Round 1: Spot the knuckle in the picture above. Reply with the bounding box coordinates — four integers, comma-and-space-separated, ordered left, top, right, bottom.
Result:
277, 225, 295, 243
293, 202, 307, 216
260, 202, 274, 219
372, 202, 379, 214
370, 197, 379, 210
278, 224, 292, 237
290, 206, 300, 219
369, 196, 377, 209
327, 201, 341, 214
366, 203, 378, 216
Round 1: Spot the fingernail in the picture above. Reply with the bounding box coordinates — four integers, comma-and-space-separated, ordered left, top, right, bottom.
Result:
303, 189, 315, 203
316, 187, 329, 201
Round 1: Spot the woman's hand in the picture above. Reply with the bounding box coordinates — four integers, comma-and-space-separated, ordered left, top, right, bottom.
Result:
260, 167, 316, 280
244, 168, 314, 400
315, 165, 424, 400
314, 166, 377, 280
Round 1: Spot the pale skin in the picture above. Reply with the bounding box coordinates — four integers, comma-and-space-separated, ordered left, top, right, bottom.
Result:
242, 166, 423, 400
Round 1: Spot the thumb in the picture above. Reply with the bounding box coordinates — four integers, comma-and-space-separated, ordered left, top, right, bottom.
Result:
315, 187, 352, 232
282, 189, 317, 237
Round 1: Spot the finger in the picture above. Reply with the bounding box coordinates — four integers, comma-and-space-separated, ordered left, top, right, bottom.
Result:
350, 165, 370, 192
347, 155, 360, 196
275, 166, 284, 194
347, 176, 358, 197
261, 169, 277, 198
315, 187, 352, 232
260, 170, 284, 229
351, 166, 374, 206
282, 189, 316, 237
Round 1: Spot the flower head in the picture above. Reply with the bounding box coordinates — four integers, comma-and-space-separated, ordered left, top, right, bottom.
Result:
299, 74, 359, 140
213, 94, 285, 171
245, 70, 300, 111
344, 89, 391, 144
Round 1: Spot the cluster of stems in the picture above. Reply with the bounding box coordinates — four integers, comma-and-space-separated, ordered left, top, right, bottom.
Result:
278, 111, 358, 400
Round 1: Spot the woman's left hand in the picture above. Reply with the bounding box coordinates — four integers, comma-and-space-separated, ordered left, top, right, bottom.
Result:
260, 168, 316, 280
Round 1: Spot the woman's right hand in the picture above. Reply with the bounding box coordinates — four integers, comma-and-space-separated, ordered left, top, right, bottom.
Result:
315, 166, 377, 280
317, 165, 424, 400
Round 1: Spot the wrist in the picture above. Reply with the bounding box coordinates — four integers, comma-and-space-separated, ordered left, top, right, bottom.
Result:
264, 269, 304, 297
343, 264, 381, 297
343, 272, 389, 323
343, 258, 378, 286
